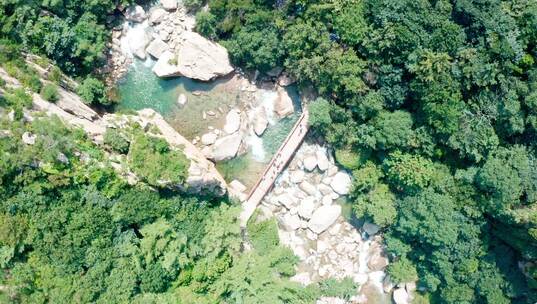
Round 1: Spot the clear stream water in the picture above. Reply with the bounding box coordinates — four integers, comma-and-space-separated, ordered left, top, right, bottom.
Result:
116, 58, 302, 189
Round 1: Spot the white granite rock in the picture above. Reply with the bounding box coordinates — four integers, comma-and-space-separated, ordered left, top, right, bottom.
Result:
230, 179, 247, 193
274, 86, 294, 118
174, 31, 233, 81
201, 132, 217, 145
290, 170, 305, 184
316, 150, 329, 171
209, 133, 242, 161
393, 288, 410, 304
224, 109, 241, 134
299, 181, 317, 196
160, 0, 177, 11
146, 38, 170, 59
253, 107, 268, 136
330, 172, 351, 195
153, 51, 181, 77
308, 205, 341, 234
298, 197, 315, 219
303, 155, 317, 171
149, 8, 167, 24
22, 132, 36, 145
282, 213, 301, 231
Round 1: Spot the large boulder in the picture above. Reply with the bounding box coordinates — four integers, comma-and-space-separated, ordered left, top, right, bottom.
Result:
149, 8, 167, 24
125, 5, 146, 23
146, 39, 170, 59
153, 51, 181, 77
303, 155, 317, 171
209, 133, 242, 161
298, 197, 315, 219
161, 0, 177, 11
308, 205, 341, 234
274, 86, 294, 118
316, 150, 329, 171
393, 288, 410, 304
330, 172, 351, 195
201, 132, 217, 145
224, 109, 241, 134
174, 32, 234, 81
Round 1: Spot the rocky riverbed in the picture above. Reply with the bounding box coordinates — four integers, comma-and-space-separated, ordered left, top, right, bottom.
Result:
254, 139, 402, 304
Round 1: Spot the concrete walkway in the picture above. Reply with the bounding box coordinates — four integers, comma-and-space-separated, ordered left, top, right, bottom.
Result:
240, 109, 309, 227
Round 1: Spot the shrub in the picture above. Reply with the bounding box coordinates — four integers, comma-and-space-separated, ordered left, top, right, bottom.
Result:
77, 77, 109, 105
319, 277, 357, 300
183, 0, 202, 11
40, 83, 60, 102
103, 128, 130, 154
195, 11, 217, 39
247, 216, 279, 254
47, 66, 63, 84
128, 133, 189, 186
387, 258, 419, 284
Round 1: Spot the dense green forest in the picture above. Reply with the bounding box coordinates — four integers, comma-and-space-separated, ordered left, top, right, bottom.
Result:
1, 0, 537, 303
199, 0, 537, 303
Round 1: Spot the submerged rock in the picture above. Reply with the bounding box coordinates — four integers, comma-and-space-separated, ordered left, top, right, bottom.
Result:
223, 109, 241, 134
177, 93, 187, 106
308, 205, 341, 234
174, 31, 234, 81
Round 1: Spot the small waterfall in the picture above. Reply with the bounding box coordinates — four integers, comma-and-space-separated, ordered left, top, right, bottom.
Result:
119, 20, 151, 57
258, 89, 277, 125
247, 133, 266, 162
357, 233, 386, 293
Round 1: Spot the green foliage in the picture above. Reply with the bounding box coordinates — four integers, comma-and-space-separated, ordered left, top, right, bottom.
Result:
384, 151, 435, 193
225, 26, 284, 72
353, 183, 396, 227
103, 128, 130, 154
40, 83, 59, 102
77, 77, 109, 105
0, 115, 327, 303
247, 215, 280, 254
195, 11, 217, 39
318, 277, 357, 300
387, 258, 418, 284
184, 0, 203, 11
308, 97, 332, 132
128, 132, 189, 187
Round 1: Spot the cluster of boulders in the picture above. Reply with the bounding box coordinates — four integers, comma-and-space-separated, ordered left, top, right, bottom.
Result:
109, 0, 234, 82
194, 82, 296, 162
254, 141, 399, 303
